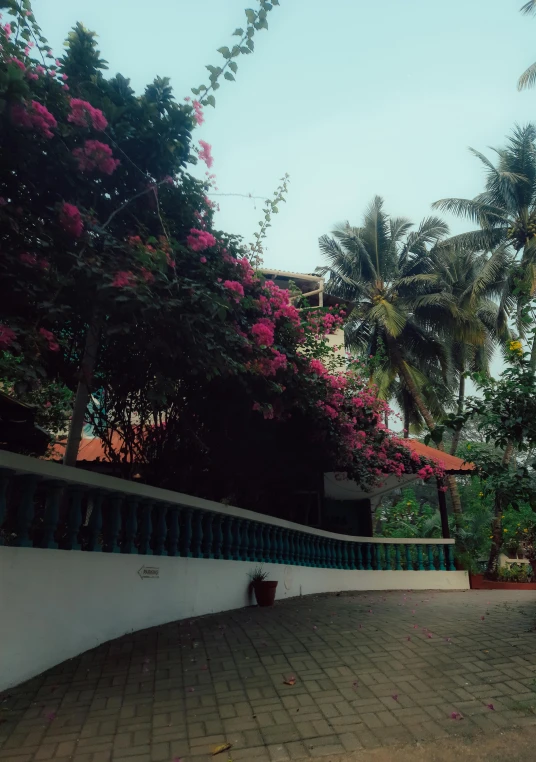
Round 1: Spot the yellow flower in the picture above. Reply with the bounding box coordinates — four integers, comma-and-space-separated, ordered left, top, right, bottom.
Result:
406, 501, 412, 506
489, 535, 494, 539
503, 528, 508, 533
467, 444, 472, 450
524, 529, 529, 533
479, 492, 484, 497
509, 339, 523, 355
518, 524, 521, 527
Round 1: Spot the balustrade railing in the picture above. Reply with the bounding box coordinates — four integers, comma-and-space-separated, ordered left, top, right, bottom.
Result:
0, 451, 456, 571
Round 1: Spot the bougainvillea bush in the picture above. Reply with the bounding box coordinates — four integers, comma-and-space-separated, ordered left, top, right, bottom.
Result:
0, 1, 442, 511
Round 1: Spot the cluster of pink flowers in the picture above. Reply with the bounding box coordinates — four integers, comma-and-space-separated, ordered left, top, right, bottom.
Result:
198, 140, 213, 168
306, 307, 345, 336
186, 228, 216, 252
39, 327, 59, 352
0, 324, 16, 348
251, 318, 275, 347
223, 280, 244, 301
1, 22, 12, 40
20, 252, 49, 269
192, 100, 204, 126
11, 100, 57, 139
72, 140, 119, 175
112, 271, 136, 288
417, 464, 436, 480
59, 203, 83, 237
67, 99, 107, 131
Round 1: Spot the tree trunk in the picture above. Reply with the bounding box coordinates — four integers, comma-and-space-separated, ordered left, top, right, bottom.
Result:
63, 311, 101, 467
485, 441, 515, 578
449, 373, 465, 457
403, 401, 410, 438
396, 358, 444, 451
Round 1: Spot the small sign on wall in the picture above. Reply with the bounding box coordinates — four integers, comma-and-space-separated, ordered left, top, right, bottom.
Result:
138, 566, 160, 580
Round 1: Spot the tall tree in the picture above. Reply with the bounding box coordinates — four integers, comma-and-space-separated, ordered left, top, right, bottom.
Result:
432, 124, 536, 353
518, 1, 536, 90
317, 196, 452, 437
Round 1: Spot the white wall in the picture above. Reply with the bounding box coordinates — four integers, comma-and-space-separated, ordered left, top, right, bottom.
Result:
0, 546, 468, 691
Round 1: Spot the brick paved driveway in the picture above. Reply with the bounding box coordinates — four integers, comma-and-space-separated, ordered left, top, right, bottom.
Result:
2, 590, 536, 762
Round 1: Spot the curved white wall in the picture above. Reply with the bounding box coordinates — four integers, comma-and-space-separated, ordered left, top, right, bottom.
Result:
0, 546, 468, 691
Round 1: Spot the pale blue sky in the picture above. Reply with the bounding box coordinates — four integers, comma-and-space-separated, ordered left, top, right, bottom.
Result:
34, 0, 536, 277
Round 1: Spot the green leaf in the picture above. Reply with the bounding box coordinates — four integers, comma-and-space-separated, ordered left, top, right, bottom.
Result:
224, 71, 235, 81
217, 46, 231, 58
246, 38, 254, 51
231, 45, 241, 57
205, 94, 216, 107
233, 27, 244, 35
245, 8, 257, 23
240, 47, 251, 55
247, 26, 255, 37
228, 61, 238, 73
191, 87, 200, 95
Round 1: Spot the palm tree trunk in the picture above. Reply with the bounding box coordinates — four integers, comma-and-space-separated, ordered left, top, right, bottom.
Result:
449, 374, 465, 456
395, 358, 444, 450
485, 441, 514, 578
63, 311, 101, 467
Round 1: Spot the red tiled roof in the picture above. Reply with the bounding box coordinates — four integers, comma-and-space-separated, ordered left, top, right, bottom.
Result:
401, 439, 474, 473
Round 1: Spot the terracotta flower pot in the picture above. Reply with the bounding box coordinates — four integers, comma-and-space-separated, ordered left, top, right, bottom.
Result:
253, 580, 278, 607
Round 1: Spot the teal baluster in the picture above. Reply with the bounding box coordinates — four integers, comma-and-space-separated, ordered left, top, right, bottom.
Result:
122, 496, 138, 554
364, 543, 372, 570
437, 544, 446, 571
371, 544, 377, 570
285, 530, 293, 564
294, 531, 301, 565
202, 513, 214, 559
222, 516, 233, 560
244, 520, 254, 561
282, 529, 290, 564
342, 541, 349, 570
0, 469, 9, 545
446, 544, 456, 571
416, 544, 425, 571
300, 533, 307, 565
313, 536, 320, 567
180, 507, 192, 557
87, 492, 104, 552
277, 527, 284, 563
405, 543, 413, 570
426, 544, 434, 570
153, 502, 167, 556
395, 543, 402, 570
264, 523, 272, 562
64, 487, 83, 551
318, 536, 326, 567
304, 533, 312, 566
347, 542, 356, 569
232, 517, 242, 560
242, 519, 252, 561
213, 514, 223, 559
237, 519, 247, 560
138, 500, 153, 555
375, 544, 383, 570
192, 510, 203, 558
104, 494, 122, 553
385, 544, 391, 570
290, 531, 298, 564
167, 506, 179, 557
255, 521, 263, 562
356, 542, 363, 570
41, 482, 62, 549
328, 539, 336, 568
15, 476, 38, 547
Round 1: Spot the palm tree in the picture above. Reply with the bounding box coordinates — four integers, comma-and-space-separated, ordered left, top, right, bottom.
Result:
429, 246, 511, 512
432, 124, 536, 348
518, 1, 536, 90
317, 196, 453, 435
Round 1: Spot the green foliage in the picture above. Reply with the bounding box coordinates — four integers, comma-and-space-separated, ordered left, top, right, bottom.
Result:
376, 489, 439, 538
249, 173, 290, 266
498, 563, 533, 582
193, 0, 280, 107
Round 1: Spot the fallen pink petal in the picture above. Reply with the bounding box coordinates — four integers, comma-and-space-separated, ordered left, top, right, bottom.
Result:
487, 703, 495, 711
392, 694, 398, 701
450, 712, 463, 720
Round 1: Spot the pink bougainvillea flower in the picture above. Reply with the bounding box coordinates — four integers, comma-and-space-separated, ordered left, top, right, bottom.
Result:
223, 280, 244, 300
59, 203, 83, 237
111, 271, 136, 288
352, 680, 359, 689
199, 256, 207, 263
251, 319, 275, 347
0, 325, 16, 348
480, 616, 485, 621
450, 711, 463, 720
445, 637, 451, 642
406, 636, 411, 641
198, 139, 213, 168
11, 100, 57, 139
427, 633, 432, 639
486, 703, 495, 711
20, 252, 37, 266
68, 98, 107, 130
392, 694, 398, 701
186, 228, 216, 252
192, 100, 204, 125
73, 140, 119, 174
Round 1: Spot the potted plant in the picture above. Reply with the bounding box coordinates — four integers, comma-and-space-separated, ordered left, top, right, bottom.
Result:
249, 566, 278, 607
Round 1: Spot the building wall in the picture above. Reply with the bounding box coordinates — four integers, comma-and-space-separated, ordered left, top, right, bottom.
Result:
0, 546, 469, 691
